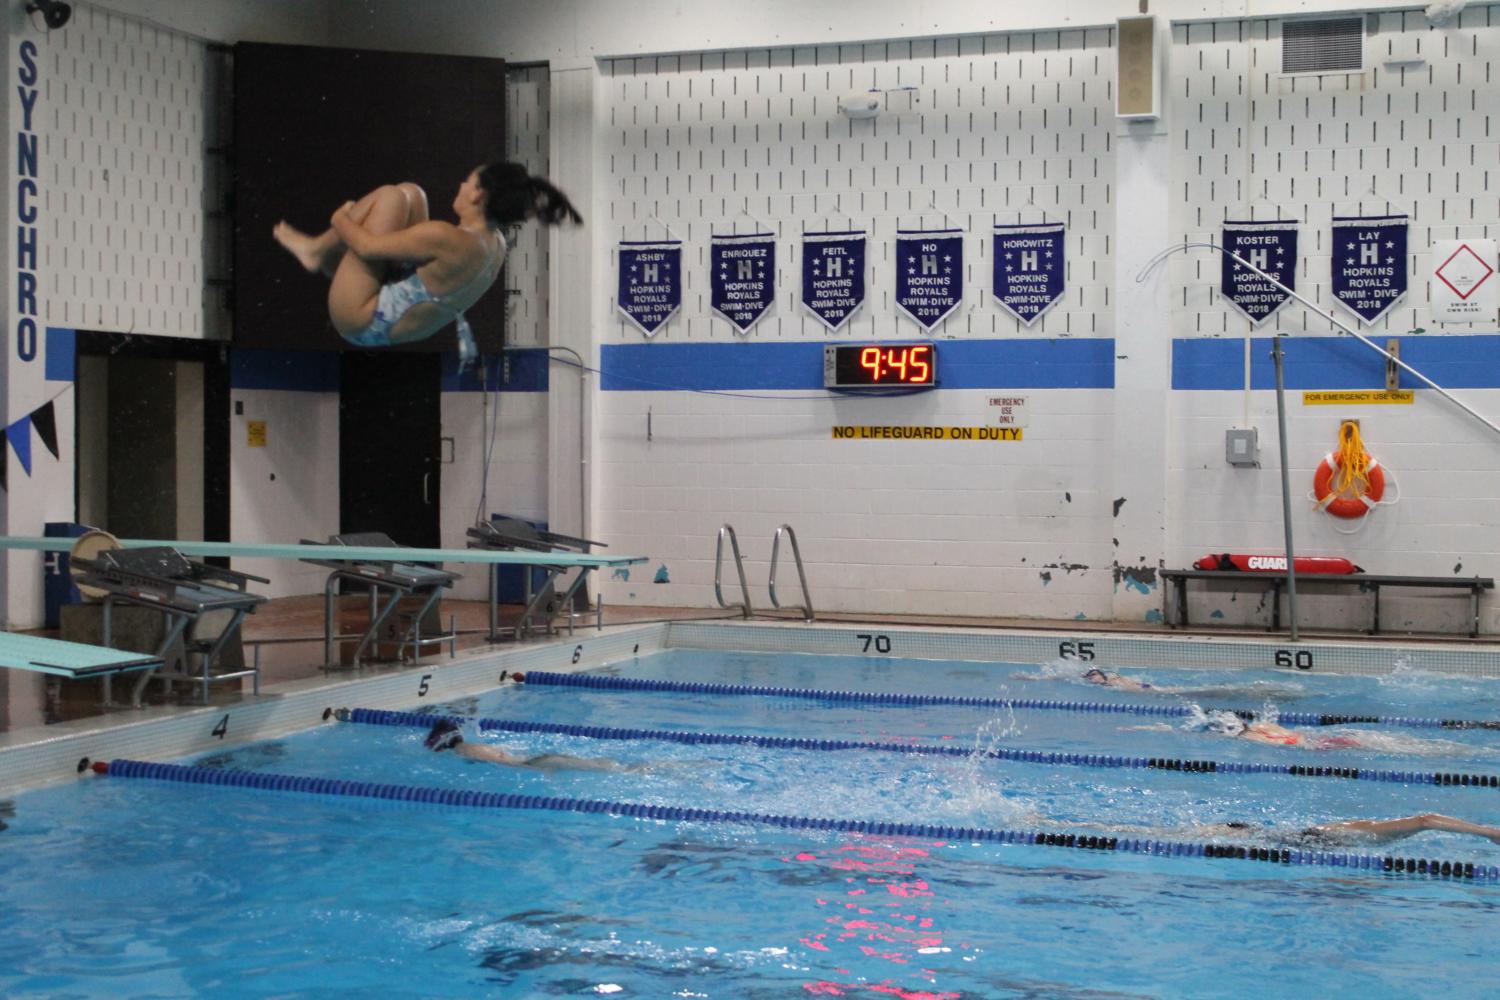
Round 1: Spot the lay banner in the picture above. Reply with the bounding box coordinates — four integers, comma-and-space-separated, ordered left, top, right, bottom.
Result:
801, 230, 866, 331
617, 239, 682, 337
895, 228, 964, 329
993, 223, 1065, 325
1331, 215, 1408, 324
711, 232, 776, 333
1221, 220, 1299, 325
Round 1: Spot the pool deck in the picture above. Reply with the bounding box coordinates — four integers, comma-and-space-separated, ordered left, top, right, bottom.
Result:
2, 594, 1497, 793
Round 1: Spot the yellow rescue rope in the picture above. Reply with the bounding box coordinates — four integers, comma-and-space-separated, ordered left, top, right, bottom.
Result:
1331, 419, 1370, 497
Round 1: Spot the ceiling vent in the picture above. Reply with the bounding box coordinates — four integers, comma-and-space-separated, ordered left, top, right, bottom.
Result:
1281, 16, 1365, 75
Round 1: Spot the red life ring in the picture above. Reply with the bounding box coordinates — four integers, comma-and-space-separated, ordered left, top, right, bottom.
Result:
1193, 553, 1361, 574
1313, 452, 1385, 518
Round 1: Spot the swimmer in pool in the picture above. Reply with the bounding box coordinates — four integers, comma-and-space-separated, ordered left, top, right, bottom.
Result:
1125, 709, 1383, 751
273, 163, 580, 370
1082, 667, 1154, 691
1048, 813, 1500, 847
424, 719, 634, 771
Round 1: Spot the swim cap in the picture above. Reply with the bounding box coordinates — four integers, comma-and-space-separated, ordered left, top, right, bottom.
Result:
424, 718, 464, 751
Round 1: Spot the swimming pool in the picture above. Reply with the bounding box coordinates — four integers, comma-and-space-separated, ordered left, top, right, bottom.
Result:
2, 639, 1498, 998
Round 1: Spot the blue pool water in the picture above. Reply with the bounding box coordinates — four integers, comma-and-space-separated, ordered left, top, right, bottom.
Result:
3, 649, 1499, 998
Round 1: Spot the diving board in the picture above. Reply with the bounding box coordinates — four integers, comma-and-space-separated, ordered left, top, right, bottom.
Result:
0, 631, 160, 679
0, 536, 646, 570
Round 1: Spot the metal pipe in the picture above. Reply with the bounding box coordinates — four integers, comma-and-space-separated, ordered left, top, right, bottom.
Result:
1138, 242, 1500, 440
1272, 338, 1299, 642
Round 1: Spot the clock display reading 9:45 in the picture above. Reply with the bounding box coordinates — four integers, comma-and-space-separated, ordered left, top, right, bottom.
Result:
823, 343, 937, 389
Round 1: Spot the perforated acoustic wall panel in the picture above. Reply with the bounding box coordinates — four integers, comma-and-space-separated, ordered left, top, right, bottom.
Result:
42, 5, 210, 338
1170, 9, 1500, 338
503, 65, 551, 348
602, 31, 1116, 343
596, 33, 1121, 618
1167, 9, 1500, 634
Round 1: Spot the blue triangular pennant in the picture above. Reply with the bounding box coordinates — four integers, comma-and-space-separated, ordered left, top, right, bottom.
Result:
8, 416, 32, 475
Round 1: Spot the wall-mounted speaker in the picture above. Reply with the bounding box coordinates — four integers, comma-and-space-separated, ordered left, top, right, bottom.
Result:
1116, 15, 1161, 120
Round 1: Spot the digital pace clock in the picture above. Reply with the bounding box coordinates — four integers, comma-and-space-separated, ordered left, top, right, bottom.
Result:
823, 343, 937, 390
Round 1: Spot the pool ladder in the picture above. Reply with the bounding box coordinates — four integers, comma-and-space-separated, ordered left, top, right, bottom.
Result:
714, 523, 815, 622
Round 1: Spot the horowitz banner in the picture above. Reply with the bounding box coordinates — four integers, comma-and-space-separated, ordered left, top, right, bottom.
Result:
992, 223, 1064, 325
710, 231, 776, 333
801, 230, 866, 331
616, 239, 681, 337
1331, 215, 1408, 324
1221, 219, 1299, 325
895, 228, 964, 329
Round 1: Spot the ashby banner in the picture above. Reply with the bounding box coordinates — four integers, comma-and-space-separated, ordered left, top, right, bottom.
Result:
710, 232, 776, 333
895, 228, 964, 329
992, 223, 1065, 325
617, 239, 682, 337
1331, 215, 1408, 324
1221, 220, 1299, 325
801, 230, 866, 331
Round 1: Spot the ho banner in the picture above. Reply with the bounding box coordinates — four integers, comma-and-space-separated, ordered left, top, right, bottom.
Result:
993, 223, 1065, 325
801, 230, 866, 331
617, 239, 681, 337
1221, 220, 1299, 325
1331, 215, 1408, 324
711, 232, 776, 334
895, 228, 963, 329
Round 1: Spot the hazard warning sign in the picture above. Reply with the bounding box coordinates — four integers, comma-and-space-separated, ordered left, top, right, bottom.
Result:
1431, 239, 1497, 322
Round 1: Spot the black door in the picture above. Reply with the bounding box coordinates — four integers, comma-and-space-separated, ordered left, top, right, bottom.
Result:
339, 352, 442, 548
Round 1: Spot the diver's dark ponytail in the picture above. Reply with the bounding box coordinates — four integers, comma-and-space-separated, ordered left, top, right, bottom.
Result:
477, 162, 583, 227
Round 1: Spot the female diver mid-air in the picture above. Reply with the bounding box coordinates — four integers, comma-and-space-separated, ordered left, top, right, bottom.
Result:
273, 162, 581, 370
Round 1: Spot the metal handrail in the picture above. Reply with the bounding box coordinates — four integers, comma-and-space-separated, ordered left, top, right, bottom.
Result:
768, 524, 814, 621
713, 524, 753, 618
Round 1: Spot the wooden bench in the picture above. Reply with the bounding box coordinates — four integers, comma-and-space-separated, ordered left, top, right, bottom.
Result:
1160, 569, 1495, 636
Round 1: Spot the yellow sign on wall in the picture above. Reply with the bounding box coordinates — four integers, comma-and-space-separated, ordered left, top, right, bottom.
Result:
832, 425, 1023, 441
1302, 390, 1413, 405
247, 420, 267, 447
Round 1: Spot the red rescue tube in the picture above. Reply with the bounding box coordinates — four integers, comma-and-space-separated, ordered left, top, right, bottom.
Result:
1193, 553, 1362, 574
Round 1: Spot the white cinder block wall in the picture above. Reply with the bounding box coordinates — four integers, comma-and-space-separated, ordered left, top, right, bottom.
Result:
592, 34, 1120, 618
1167, 8, 1500, 632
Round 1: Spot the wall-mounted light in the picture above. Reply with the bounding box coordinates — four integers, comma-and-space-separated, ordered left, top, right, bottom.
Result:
26, 0, 72, 30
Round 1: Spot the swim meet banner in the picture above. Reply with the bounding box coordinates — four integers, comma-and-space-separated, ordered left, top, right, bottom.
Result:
1331, 215, 1408, 324
710, 232, 776, 333
1221, 220, 1299, 325
992, 223, 1065, 325
617, 239, 682, 337
895, 228, 964, 329
801, 230, 866, 331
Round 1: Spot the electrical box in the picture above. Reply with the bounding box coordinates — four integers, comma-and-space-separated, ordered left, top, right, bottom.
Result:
1226, 428, 1260, 468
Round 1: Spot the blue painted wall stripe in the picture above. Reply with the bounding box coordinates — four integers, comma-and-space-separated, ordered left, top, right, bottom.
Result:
1173, 334, 1500, 390
230, 349, 340, 392
441, 349, 549, 393
44, 326, 74, 382
600, 338, 1115, 391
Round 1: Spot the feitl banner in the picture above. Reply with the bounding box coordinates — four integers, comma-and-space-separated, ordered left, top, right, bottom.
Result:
801, 230, 866, 331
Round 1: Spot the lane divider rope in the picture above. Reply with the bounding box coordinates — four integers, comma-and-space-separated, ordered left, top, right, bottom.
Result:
91, 758, 1499, 882
338, 708, 1500, 790
519, 671, 1500, 732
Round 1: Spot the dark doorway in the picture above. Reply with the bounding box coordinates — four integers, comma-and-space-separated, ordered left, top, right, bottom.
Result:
339, 352, 442, 548
75, 333, 231, 545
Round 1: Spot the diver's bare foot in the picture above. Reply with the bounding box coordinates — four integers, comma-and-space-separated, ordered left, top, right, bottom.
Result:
273, 221, 326, 273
